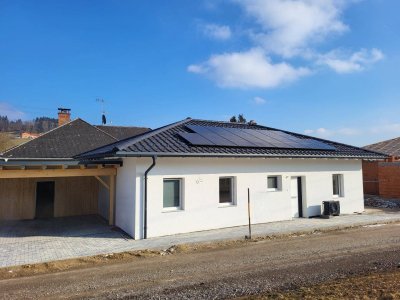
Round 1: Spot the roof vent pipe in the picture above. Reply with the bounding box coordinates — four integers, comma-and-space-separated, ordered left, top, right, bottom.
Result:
143, 155, 157, 239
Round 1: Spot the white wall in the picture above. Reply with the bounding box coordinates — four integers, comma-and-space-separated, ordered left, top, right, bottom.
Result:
117, 157, 363, 239
115, 158, 136, 237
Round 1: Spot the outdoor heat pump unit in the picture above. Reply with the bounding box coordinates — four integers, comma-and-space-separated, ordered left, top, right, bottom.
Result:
322, 201, 340, 216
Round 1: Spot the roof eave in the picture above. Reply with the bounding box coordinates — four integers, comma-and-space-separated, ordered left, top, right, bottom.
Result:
113, 151, 386, 160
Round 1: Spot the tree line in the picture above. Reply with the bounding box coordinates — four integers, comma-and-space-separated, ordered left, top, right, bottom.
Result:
0, 116, 58, 133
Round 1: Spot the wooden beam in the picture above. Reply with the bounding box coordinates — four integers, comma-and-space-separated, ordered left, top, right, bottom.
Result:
0, 167, 117, 179
95, 176, 109, 190
109, 175, 116, 226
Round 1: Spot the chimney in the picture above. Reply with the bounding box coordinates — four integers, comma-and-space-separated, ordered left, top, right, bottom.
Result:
58, 108, 71, 126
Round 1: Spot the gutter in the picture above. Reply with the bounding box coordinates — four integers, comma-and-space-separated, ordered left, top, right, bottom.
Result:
143, 156, 157, 239
113, 151, 387, 160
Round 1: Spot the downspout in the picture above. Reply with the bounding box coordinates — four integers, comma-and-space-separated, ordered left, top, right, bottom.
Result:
144, 155, 157, 239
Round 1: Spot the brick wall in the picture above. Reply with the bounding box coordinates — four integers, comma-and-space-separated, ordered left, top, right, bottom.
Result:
362, 161, 379, 195
378, 162, 400, 198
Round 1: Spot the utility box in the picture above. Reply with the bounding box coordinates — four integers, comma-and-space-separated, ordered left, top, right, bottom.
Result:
322, 200, 340, 216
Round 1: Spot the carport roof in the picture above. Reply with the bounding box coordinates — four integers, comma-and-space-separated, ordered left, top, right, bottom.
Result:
1, 119, 151, 160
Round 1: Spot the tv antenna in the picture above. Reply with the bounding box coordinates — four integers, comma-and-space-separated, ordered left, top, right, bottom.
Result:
96, 98, 107, 125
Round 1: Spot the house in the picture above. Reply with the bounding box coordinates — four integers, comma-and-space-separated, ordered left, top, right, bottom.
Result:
21, 132, 41, 139
0, 110, 150, 224
363, 137, 400, 197
78, 118, 385, 239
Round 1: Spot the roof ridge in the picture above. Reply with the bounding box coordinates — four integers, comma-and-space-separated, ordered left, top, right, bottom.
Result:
2, 118, 84, 155
115, 118, 192, 151
95, 124, 150, 130
191, 118, 263, 127
81, 120, 119, 141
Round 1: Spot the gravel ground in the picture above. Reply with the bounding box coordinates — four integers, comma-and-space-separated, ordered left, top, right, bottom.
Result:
365, 194, 400, 209
1, 223, 400, 299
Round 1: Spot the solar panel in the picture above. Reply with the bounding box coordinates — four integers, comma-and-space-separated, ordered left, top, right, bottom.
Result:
185, 126, 237, 146
238, 128, 285, 148
178, 132, 215, 146
181, 125, 336, 150
206, 127, 259, 147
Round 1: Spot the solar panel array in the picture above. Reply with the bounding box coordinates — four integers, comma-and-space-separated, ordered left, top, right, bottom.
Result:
177, 125, 336, 151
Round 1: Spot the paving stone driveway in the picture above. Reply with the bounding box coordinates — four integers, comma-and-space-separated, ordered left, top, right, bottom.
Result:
1, 211, 400, 268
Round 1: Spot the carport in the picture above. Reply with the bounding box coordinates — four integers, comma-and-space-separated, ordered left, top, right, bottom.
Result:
0, 162, 118, 225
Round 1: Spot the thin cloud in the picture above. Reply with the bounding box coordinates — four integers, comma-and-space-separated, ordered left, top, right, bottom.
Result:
304, 127, 361, 138
253, 96, 267, 105
318, 48, 384, 73
189, 0, 383, 89
0, 102, 26, 120
188, 48, 310, 89
237, 0, 348, 57
200, 23, 232, 40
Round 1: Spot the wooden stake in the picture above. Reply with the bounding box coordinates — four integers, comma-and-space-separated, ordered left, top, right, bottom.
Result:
246, 188, 252, 239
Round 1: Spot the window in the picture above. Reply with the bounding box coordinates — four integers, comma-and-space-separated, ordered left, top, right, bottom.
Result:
219, 177, 235, 205
267, 176, 281, 191
163, 179, 182, 209
332, 174, 343, 197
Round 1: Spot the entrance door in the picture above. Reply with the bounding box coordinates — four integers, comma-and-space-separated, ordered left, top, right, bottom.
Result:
35, 181, 55, 218
290, 177, 303, 218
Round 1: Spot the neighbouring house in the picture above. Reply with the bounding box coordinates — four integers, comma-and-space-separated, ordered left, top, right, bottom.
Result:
363, 137, 400, 198
0, 112, 150, 224
78, 118, 385, 240
21, 132, 41, 139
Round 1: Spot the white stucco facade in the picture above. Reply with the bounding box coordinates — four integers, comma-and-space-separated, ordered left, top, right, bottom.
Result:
115, 157, 364, 239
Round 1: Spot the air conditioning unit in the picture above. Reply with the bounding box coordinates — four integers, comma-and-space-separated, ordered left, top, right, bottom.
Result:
322, 201, 340, 216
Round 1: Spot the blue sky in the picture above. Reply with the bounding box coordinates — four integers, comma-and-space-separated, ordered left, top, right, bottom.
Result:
0, 0, 399, 146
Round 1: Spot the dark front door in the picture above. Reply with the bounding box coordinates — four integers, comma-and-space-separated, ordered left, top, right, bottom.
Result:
35, 181, 55, 218
297, 177, 303, 218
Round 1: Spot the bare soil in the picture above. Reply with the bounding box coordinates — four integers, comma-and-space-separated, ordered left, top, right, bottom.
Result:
243, 271, 400, 299
1, 223, 400, 299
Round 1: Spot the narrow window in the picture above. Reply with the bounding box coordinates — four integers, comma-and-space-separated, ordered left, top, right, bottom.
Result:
267, 176, 280, 191
332, 174, 343, 197
163, 179, 181, 209
219, 177, 234, 204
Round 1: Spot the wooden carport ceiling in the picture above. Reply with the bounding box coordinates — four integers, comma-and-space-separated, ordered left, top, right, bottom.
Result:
0, 166, 116, 179
0, 165, 117, 225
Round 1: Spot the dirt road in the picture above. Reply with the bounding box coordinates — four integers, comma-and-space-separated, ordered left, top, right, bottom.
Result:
1, 224, 400, 299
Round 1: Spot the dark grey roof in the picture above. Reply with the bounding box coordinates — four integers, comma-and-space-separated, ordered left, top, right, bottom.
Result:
363, 137, 400, 157
78, 118, 387, 160
2, 119, 150, 159
95, 125, 150, 140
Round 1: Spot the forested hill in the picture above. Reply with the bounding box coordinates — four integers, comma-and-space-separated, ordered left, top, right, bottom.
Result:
0, 116, 58, 133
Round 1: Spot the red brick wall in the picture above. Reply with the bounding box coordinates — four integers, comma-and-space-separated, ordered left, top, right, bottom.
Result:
362, 161, 379, 195
378, 162, 400, 198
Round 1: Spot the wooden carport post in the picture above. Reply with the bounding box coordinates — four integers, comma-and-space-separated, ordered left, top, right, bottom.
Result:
109, 175, 116, 226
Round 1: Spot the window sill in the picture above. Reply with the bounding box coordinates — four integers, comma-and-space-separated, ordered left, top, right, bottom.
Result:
218, 203, 236, 208
267, 189, 281, 192
162, 208, 184, 213
332, 195, 344, 199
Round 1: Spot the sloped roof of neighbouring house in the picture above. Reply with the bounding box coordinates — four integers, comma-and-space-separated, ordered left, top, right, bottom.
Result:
78, 118, 387, 160
94, 125, 150, 140
363, 137, 400, 157
1, 119, 151, 159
